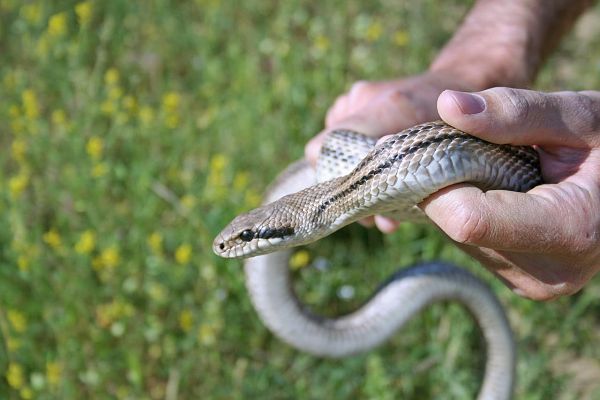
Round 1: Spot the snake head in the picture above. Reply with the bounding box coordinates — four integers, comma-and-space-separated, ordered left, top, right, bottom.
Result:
213, 203, 298, 259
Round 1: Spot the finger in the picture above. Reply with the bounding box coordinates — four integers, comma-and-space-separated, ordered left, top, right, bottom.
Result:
346, 80, 386, 113
437, 88, 600, 147
326, 95, 349, 127
452, 244, 580, 301
305, 131, 327, 167
374, 216, 400, 233
420, 183, 599, 253
326, 81, 386, 127
358, 217, 375, 228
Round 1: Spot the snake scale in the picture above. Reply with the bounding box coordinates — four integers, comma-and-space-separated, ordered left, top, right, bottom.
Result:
214, 121, 543, 400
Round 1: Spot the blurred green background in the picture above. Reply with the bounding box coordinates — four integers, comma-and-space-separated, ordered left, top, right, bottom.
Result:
1, 0, 600, 399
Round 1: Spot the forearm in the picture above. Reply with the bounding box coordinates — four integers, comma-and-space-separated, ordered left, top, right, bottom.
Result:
429, 0, 594, 89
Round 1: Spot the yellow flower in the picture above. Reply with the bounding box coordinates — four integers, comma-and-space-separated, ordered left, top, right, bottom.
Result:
108, 86, 123, 100
75, 1, 93, 26
196, 106, 217, 129
7, 337, 21, 352
198, 323, 217, 346
274, 74, 290, 96
96, 300, 134, 327
180, 195, 196, 210
244, 189, 261, 207
210, 154, 228, 172
7, 310, 27, 333
100, 246, 120, 269
92, 246, 120, 273
393, 30, 409, 47
11, 139, 27, 163
86, 136, 104, 160
104, 68, 119, 86
4, 71, 16, 91
123, 96, 137, 113
7, 363, 24, 389
48, 12, 68, 37
17, 255, 29, 272
19, 386, 33, 400
289, 250, 311, 270
100, 99, 115, 115
51, 109, 67, 126
165, 113, 179, 129
20, 387, 33, 400
233, 172, 249, 191
22, 3, 42, 25
9, 172, 29, 199
43, 228, 62, 249
179, 309, 194, 332
147, 282, 167, 302
175, 243, 192, 265
46, 361, 62, 387
138, 105, 154, 126
75, 230, 96, 254
21, 89, 39, 119
162, 92, 180, 112
147, 232, 163, 255
36, 34, 50, 58
313, 34, 330, 52
365, 20, 382, 42
9, 105, 20, 119
92, 162, 109, 178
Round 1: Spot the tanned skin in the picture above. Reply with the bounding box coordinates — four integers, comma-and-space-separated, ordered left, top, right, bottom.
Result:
305, 0, 599, 300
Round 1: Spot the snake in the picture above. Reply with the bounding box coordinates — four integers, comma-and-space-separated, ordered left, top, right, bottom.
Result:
213, 121, 543, 400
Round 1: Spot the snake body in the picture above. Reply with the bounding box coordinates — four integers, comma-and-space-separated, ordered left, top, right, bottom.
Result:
214, 121, 543, 400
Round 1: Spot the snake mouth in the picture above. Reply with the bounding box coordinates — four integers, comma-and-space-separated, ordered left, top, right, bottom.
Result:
211, 232, 262, 259
213, 234, 290, 259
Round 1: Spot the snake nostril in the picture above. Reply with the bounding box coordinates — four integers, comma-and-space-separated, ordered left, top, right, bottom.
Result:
219, 242, 225, 250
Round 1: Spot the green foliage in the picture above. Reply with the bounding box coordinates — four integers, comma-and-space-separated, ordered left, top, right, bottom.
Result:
0, 0, 599, 399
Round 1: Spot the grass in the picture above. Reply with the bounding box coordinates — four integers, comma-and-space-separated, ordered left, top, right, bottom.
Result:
0, 0, 599, 399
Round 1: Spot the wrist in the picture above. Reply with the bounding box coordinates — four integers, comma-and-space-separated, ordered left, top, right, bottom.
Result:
429, 43, 532, 90
429, 0, 592, 90
429, 1, 539, 89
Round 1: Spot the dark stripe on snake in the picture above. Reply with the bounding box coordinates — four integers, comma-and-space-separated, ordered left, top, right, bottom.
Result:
312, 133, 539, 220
257, 226, 295, 240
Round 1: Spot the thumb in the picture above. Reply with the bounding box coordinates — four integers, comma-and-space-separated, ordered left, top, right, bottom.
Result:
437, 88, 600, 148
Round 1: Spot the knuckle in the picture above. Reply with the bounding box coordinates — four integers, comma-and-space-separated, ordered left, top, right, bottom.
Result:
522, 287, 559, 301
325, 96, 347, 125
325, 108, 337, 126
445, 204, 489, 245
570, 92, 600, 134
563, 194, 600, 257
387, 89, 411, 105
569, 229, 598, 258
349, 80, 375, 95
512, 262, 585, 301
516, 283, 577, 301
332, 95, 347, 110
490, 87, 532, 122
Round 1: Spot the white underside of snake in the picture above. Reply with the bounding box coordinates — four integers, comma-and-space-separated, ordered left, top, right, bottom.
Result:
214, 121, 543, 400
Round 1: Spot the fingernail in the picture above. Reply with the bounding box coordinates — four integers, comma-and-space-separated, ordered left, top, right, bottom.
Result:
446, 90, 486, 115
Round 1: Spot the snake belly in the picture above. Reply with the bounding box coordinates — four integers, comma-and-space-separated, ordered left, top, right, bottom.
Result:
214, 121, 543, 400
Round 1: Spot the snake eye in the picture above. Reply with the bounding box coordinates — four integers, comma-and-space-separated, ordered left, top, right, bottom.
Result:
239, 229, 254, 242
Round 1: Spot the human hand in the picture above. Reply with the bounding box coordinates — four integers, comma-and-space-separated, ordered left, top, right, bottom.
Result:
421, 87, 600, 300
305, 71, 476, 229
